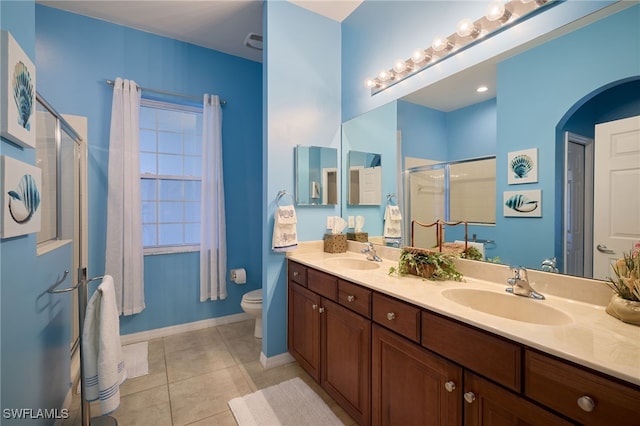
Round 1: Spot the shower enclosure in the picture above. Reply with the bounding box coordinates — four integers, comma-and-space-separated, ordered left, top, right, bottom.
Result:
35, 93, 86, 364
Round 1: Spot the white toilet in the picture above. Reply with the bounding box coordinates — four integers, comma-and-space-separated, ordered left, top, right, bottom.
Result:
241, 289, 263, 338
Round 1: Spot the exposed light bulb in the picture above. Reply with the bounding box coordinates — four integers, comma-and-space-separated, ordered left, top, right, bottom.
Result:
378, 70, 392, 82
476, 85, 488, 93
432, 36, 453, 52
393, 60, 407, 74
365, 78, 375, 88
486, 0, 511, 22
456, 18, 479, 38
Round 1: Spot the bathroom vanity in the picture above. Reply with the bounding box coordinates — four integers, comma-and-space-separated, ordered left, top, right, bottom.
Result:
286, 247, 640, 426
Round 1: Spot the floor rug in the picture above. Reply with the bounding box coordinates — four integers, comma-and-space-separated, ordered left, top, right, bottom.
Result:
228, 377, 344, 426
122, 341, 148, 379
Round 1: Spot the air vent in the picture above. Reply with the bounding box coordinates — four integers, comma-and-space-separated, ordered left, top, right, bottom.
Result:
244, 33, 263, 51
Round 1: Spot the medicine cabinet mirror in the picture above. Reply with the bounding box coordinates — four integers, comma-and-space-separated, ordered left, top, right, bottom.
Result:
348, 150, 382, 205
295, 145, 338, 206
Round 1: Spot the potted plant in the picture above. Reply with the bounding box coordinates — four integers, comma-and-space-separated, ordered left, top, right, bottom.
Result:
389, 247, 463, 282
605, 247, 640, 325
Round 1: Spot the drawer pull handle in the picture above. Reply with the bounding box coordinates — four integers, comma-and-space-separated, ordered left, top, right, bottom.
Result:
577, 395, 595, 412
347, 295, 355, 302
312, 304, 317, 311
444, 381, 456, 393
319, 307, 325, 314
463, 392, 476, 404
293, 271, 299, 277
386, 312, 396, 321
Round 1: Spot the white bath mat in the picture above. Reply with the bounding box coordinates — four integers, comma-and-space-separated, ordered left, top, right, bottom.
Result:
228, 377, 343, 426
122, 341, 148, 379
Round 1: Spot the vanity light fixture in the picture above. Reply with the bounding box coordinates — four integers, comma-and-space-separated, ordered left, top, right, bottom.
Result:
366, 0, 557, 95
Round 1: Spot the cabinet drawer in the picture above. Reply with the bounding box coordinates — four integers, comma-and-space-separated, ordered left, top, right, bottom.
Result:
338, 280, 371, 318
372, 293, 420, 342
525, 350, 640, 425
308, 268, 338, 301
421, 311, 521, 392
288, 261, 307, 287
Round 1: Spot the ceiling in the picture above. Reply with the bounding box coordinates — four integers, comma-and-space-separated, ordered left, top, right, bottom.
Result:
37, 1, 363, 63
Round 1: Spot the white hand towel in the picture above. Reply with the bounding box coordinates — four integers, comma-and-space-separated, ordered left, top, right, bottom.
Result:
82, 275, 126, 415
384, 205, 402, 243
272, 204, 298, 252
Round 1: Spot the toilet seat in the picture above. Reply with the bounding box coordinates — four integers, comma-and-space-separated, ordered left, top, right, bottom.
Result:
242, 289, 262, 304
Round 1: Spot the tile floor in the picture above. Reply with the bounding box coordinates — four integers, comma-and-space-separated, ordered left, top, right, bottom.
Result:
63, 320, 356, 426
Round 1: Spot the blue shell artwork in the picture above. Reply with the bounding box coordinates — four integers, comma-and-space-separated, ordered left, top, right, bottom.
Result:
7, 174, 40, 224
505, 194, 538, 213
12, 61, 34, 131
510, 154, 533, 179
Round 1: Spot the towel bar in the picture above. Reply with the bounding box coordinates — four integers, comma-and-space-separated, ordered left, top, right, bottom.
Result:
47, 268, 117, 426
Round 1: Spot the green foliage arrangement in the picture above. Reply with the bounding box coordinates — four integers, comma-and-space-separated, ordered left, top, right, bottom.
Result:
389, 247, 463, 282
607, 248, 640, 302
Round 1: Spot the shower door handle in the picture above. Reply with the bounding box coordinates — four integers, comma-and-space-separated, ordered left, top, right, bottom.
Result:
596, 244, 615, 254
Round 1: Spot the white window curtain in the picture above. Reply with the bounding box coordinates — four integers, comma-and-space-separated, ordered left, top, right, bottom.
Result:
105, 77, 145, 315
200, 94, 227, 301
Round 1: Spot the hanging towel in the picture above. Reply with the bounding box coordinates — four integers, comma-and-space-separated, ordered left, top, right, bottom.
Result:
384, 205, 402, 244
272, 204, 298, 252
82, 275, 126, 415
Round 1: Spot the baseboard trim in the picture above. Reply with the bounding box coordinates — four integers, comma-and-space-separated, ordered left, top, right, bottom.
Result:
120, 312, 252, 345
260, 351, 295, 369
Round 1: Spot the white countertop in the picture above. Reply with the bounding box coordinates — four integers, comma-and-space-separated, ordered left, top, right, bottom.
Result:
287, 246, 640, 387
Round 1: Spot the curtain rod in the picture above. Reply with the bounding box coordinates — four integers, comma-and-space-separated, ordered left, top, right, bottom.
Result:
105, 79, 226, 106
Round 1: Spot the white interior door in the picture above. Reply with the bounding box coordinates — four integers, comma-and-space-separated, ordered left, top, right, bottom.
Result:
359, 166, 382, 205
593, 115, 640, 280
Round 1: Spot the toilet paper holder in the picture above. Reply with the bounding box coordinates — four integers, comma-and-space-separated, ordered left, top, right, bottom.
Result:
230, 268, 246, 284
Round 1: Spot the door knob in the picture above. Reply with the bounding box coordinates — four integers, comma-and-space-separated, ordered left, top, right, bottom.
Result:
596, 244, 615, 254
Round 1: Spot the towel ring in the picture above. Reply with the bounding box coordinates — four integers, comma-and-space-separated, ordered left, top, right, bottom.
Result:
276, 190, 294, 207
386, 193, 397, 206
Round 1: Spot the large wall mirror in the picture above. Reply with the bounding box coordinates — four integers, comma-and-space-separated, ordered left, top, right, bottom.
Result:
295, 145, 338, 206
340, 2, 640, 281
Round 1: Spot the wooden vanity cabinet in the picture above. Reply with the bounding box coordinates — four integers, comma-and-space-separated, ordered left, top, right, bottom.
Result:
372, 324, 462, 426
287, 261, 372, 425
463, 371, 572, 426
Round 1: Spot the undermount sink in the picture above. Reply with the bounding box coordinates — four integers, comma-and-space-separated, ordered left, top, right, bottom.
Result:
324, 258, 381, 270
441, 288, 572, 326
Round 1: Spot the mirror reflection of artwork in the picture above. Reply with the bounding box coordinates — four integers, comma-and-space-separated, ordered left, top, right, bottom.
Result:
1, 31, 37, 149
503, 189, 541, 217
1, 155, 42, 238
507, 148, 537, 184
295, 145, 338, 206
348, 150, 382, 205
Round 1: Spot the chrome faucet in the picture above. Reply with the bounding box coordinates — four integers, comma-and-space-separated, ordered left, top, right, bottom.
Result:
506, 267, 545, 300
361, 242, 382, 262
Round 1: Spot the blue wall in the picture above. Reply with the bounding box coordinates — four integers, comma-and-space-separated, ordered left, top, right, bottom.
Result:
263, 1, 341, 357
35, 5, 263, 335
1, 1, 73, 422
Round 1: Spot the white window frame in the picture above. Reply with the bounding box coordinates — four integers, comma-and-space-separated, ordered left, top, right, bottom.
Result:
140, 99, 202, 255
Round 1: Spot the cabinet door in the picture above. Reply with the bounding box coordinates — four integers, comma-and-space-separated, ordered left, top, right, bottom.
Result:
288, 282, 321, 381
322, 298, 371, 426
463, 371, 572, 426
372, 324, 462, 426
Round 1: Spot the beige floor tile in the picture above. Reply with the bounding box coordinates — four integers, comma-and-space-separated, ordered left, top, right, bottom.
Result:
184, 410, 237, 426
165, 342, 236, 383
218, 321, 262, 364
169, 366, 252, 426
163, 327, 224, 354
110, 385, 172, 426
241, 359, 305, 390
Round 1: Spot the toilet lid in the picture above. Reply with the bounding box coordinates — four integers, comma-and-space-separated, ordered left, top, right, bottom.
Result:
243, 289, 262, 303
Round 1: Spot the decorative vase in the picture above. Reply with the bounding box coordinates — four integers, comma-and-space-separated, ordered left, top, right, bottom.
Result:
605, 294, 640, 326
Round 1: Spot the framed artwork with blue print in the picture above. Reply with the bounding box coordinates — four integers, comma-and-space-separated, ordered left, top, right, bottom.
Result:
1, 31, 36, 149
507, 148, 537, 184
1, 155, 42, 238
503, 189, 541, 218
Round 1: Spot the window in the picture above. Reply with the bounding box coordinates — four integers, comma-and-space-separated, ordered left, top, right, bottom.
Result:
140, 99, 202, 253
